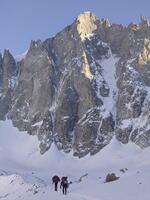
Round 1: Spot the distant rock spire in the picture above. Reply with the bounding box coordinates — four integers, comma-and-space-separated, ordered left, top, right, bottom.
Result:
2, 49, 17, 92
140, 15, 146, 22
29, 40, 42, 51
128, 22, 139, 31
75, 11, 98, 40
139, 15, 149, 28
101, 18, 110, 27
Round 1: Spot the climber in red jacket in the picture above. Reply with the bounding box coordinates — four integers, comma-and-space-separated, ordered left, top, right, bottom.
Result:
52, 175, 60, 191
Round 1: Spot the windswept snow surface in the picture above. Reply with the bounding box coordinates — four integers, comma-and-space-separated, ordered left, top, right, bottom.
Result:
0, 120, 150, 200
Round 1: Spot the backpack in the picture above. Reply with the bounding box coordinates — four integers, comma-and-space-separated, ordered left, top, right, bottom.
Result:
63, 179, 68, 187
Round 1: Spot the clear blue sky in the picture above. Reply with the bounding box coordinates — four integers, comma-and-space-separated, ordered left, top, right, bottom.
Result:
0, 0, 150, 55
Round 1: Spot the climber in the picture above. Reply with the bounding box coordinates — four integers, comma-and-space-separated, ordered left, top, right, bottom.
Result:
52, 175, 60, 191
60, 176, 69, 195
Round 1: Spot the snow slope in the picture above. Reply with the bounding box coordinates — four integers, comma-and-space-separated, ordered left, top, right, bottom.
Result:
0, 120, 150, 200
15, 50, 28, 62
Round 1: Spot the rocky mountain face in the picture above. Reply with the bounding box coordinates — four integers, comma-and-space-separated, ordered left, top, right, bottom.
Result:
1, 12, 150, 157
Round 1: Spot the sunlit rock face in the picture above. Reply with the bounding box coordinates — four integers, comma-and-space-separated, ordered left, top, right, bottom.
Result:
1, 12, 150, 157
76, 12, 98, 41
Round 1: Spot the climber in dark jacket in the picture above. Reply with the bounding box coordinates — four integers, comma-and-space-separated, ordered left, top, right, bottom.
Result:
52, 175, 60, 191
60, 176, 69, 195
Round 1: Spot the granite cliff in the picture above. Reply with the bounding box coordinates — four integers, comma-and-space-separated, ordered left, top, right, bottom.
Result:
1, 12, 150, 157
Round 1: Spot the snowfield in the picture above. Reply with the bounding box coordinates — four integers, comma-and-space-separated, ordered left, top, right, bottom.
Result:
0, 120, 150, 200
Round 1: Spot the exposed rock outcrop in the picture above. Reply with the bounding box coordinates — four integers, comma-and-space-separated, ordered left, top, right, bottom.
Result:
0, 12, 150, 156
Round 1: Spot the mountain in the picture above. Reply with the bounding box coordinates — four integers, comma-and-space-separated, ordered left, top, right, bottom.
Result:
1, 12, 150, 157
